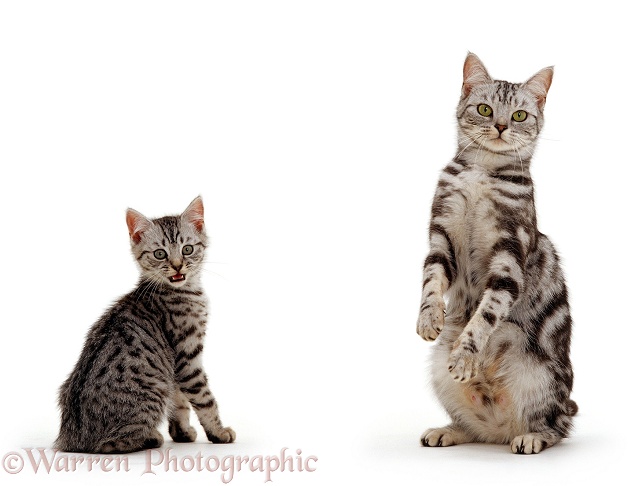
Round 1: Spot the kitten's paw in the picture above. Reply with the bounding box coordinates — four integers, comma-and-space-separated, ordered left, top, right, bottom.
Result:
511, 434, 547, 454
417, 299, 445, 341
142, 430, 165, 449
169, 422, 198, 443
420, 428, 459, 447
448, 341, 479, 383
100, 429, 164, 453
207, 426, 236, 444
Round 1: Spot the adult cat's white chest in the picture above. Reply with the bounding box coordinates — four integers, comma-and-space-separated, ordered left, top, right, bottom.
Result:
441, 166, 499, 288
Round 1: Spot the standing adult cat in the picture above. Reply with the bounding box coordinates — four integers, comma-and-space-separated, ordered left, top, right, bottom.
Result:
56, 197, 235, 453
417, 53, 577, 454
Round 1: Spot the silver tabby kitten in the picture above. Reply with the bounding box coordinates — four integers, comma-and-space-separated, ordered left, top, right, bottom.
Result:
416, 53, 577, 454
55, 197, 235, 453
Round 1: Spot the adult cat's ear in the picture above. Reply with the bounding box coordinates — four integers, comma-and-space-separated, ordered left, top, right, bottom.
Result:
462, 52, 492, 98
126, 208, 152, 244
524, 66, 554, 110
182, 196, 205, 233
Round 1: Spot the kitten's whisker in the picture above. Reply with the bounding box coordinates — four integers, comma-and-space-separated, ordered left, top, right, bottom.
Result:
187, 259, 228, 281
136, 269, 163, 302
148, 276, 161, 302
201, 269, 229, 281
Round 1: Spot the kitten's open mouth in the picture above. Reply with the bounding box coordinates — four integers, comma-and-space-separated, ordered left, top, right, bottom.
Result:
169, 273, 186, 283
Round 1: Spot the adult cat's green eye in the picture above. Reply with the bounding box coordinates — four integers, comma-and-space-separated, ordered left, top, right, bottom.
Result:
512, 110, 527, 122
182, 245, 194, 256
154, 249, 167, 260
477, 104, 493, 117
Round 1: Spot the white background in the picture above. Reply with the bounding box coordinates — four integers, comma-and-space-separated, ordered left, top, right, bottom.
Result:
1, 1, 628, 485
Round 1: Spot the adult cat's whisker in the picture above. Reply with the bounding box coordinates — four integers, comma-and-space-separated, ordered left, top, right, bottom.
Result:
474, 137, 486, 165
456, 134, 483, 159
512, 143, 525, 176
513, 135, 535, 159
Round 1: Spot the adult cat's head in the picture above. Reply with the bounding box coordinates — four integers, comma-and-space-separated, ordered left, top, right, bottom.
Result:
456, 53, 553, 160
125, 197, 208, 288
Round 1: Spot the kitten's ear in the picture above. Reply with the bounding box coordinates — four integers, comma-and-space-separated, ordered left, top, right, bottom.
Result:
462, 52, 492, 98
524, 66, 554, 110
126, 208, 152, 244
182, 196, 205, 233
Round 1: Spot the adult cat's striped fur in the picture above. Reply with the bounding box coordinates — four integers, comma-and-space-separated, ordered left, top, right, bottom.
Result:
416, 53, 576, 454
55, 197, 235, 453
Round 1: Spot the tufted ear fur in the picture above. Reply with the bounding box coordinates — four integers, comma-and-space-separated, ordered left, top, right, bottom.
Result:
126, 208, 152, 244
462, 52, 493, 98
523, 66, 554, 110
182, 196, 205, 233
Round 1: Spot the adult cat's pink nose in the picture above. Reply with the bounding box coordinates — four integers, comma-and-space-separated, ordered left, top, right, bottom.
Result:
495, 124, 507, 134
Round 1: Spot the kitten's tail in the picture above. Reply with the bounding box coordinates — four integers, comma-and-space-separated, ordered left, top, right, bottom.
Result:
567, 399, 579, 416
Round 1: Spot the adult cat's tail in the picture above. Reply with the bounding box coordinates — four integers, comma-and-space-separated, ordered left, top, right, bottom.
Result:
568, 399, 579, 416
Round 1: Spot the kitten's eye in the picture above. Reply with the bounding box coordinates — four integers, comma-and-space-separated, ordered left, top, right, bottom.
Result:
477, 104, 493, 117
182, 245, 194, 256
153, 249, 167, 260
512, 110, 528, 122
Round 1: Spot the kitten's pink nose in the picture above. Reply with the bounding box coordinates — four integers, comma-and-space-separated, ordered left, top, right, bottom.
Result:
495, 124, 507, 134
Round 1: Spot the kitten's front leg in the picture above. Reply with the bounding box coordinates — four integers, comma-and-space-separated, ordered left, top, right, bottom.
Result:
176, 353, 235, 444
417, 223, 456, 341
168, 389, 197, 442
449, 250, 524, 382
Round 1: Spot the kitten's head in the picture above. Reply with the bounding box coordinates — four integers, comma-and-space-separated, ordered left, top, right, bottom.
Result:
125, 197, 208, 288
456, 53, 553, 157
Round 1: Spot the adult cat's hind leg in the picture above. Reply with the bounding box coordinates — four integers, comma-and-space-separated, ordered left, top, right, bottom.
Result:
421, 424, 473, 447
510, 387, 576, 454
510, 429, 562, 454
168, 389, 198, 443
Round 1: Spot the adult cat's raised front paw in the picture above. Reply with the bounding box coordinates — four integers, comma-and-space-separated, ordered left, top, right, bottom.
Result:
448, 339, 479, 382
417, 299, 445, 341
